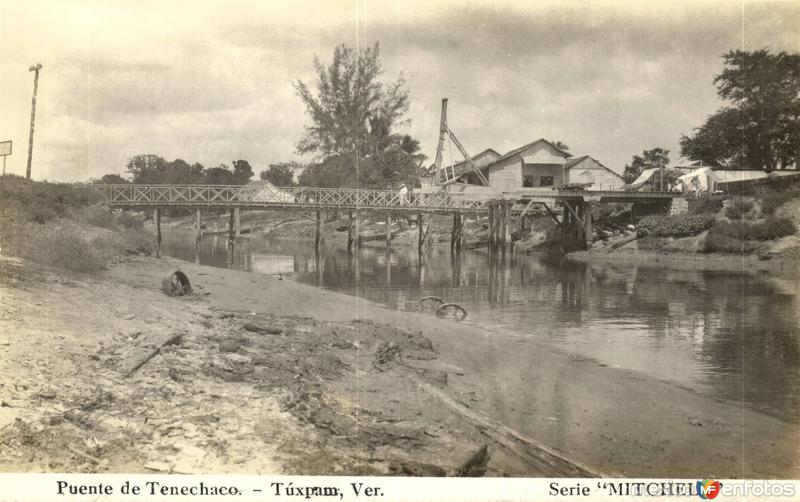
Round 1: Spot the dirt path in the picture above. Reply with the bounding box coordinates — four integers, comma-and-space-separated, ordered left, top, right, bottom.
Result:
2, 255, 798, 477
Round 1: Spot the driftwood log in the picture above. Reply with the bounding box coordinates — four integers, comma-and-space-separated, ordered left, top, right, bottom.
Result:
125, 332, 184, 378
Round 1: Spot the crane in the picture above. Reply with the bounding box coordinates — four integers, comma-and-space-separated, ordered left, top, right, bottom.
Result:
433, 99, 489, 187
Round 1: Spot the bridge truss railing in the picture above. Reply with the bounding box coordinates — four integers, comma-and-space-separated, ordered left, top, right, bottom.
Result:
104, 184, 489, 213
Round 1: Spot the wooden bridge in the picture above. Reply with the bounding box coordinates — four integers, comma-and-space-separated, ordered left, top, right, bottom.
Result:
102, 184, 682, 257
104, 184, 677, 212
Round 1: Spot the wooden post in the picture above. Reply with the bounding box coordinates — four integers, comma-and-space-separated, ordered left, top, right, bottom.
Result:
583, 201, 594, 249
234, 208, 241, 237
347, 211, 355, 254
498, 204, 506, 247
315, 210, 322, 253
426, 218, 435, 254
417, 212, 424, 256
228, 209, 235, 247
488, 205, 495, 250
195, 208, 202, 265
154, 208, 162, 258
504, 202, 512, 251
354, 210, 361, 249
495, 205, 502, 247
385, 247, 392, 285
451, 213, 458, 253
385, 213, 392, 247
460, 214, 467, 252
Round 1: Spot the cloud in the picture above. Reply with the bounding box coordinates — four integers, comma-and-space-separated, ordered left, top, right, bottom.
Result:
2, 0, 799, 181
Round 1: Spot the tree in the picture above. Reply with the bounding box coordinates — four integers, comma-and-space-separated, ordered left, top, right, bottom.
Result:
232, 160, 254, 184
551, 140, 570, 152
96, 173, 129, 184
260, 162, 297, 186
623, 148, 670, 184
126, 154, 167, 183
203, 164, 237, 185
294, 42, 419, 188
680, 49, 800, 170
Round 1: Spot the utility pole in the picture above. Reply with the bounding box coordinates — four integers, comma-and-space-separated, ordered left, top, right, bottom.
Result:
26, 63, 42, 180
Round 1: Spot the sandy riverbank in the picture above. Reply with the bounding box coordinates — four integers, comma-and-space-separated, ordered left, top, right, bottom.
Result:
1, 254, 798, 478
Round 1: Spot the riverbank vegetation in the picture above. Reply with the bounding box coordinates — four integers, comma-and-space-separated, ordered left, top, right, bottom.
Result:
605, 179, 800, 257
0, 175, 153, 273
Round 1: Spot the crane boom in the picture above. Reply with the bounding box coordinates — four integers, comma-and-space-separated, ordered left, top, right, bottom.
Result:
434, 98, 489, 186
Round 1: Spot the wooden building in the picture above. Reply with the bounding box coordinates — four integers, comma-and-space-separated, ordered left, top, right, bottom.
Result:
450, 138, 623, 191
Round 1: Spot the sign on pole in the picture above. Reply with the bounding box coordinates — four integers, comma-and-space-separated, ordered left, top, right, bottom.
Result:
0, 140, 11, 175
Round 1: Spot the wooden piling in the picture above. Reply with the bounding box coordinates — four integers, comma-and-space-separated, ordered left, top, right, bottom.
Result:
385, 247, 392, 285
417, 212, 424, 256
354, 211, 361, 249
155, 208, 162, 258
583, 201, 594, 249
234, 208, 241, 237
194, 208, 201, 265
451, 213, 458, 253
385, 213, 392, 247
487, 205, 495, 250
315, 210, 322, 253
503, 203, 512, 251
228, 209, 235, 246
347, 211, 355, 254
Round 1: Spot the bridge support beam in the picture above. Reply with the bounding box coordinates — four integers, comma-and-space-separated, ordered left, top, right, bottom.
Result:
461, 215, 468, 251
487, 200, 514, 252
451, 213, 463, 254
417, 212, 424, 257
347, 211, 355, 254
228, 209, 235, 246
487, 205, 495, 250
315, 210, 323, 254
385, 213, 392, 247
583, 201, 594, 249
354, 211, 361, 249
154, 208, 162, 258
195, 208, 202, 265
503, 202, 512, 252
234, 208, 241, 237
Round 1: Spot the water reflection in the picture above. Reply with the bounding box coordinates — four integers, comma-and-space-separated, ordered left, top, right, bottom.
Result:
162, 231, 800, 422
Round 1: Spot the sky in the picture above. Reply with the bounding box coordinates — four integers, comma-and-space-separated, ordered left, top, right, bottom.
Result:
0, 0, 798, 182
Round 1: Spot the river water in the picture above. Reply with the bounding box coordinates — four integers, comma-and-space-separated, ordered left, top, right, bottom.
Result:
162, 231, 800, 423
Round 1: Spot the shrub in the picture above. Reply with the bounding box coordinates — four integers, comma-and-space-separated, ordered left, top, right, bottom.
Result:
8, 226, 107, 273
703, 232, 760, 254
708, 217, 795, 242
725, 198, 754, 220
80, 204, 118, 230
761, 191, 795, 216
115, 211, 144, 229
637, 213, 715, 238
0, 176, 106, 221
691, 196, 725, 215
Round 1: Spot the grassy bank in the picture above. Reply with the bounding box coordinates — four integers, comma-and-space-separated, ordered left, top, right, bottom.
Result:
0, 175, 154, 273
580, 180, 800, 261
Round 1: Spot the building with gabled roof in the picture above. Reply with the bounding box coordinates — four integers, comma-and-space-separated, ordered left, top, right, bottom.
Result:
445, 138, 623, 191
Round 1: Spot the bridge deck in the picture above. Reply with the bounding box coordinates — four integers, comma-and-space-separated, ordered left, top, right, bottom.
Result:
104, 184, 680, 213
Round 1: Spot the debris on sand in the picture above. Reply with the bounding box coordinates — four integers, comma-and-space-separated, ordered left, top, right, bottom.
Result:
455, 444, 490, 477
242, 322, 283, 335
125, 332, 184, 378
161, 271, 192, 297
